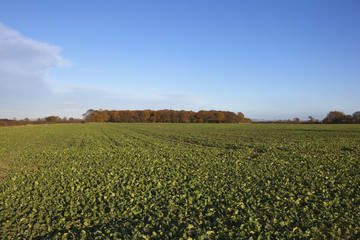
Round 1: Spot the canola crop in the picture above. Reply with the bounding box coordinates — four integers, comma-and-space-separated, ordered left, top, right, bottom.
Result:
0, 123, 360, 239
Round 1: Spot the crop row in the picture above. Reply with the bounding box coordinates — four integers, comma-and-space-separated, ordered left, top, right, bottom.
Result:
0, 123, 359, 239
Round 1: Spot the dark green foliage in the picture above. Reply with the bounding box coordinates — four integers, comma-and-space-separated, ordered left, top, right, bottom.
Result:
1, 124, 360, 239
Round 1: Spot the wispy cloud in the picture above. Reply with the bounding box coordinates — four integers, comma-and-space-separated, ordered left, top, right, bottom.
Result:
103, 91, 206, 111
0, 23, 208, 118
57, 102, 77, 106
0, 109, 21, 113
0, 22, 68, 97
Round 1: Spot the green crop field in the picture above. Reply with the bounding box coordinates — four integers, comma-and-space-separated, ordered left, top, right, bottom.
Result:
1, 123, 360, 239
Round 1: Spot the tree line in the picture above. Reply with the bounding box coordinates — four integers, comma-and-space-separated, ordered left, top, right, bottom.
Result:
83, 109, 252, 123
322, 111, 360, 124
0, 117, 83, 127
254, 111, 360, 124
1, 110, 359, 127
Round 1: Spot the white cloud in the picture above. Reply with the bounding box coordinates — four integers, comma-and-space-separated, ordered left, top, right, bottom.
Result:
105, 91, 206, 111
0, 23, 209, 119
57, 102, 77, 106
0, 109, 20, 113
0, 22, 68, 97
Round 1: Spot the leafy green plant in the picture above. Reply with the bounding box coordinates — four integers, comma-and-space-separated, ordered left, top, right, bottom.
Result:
1, 123, 359, 239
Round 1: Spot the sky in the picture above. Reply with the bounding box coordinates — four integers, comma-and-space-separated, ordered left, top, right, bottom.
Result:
0, 1, 359, 120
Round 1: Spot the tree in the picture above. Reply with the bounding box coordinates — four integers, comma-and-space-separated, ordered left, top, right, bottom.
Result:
83, 109, 252, 124
308, 116, 314, 123
89, 111, 104, 122
45, 116, 60, 122
215, 111, 225, 123
140, 110, 150, 122
101, 111, 110, 122
178, 110, 190, 123
109, 111, 120, 122
149, 112, 157, 123
293, 118, 301, 124
83, 109, 95, 121
224, 112, 237, 123
237, 112, 245, 119
323, 111, 347, 123
195, 111, 208, 123
170, 110, 178, 123
352, 111, 360, 123
157, 110, 171, 123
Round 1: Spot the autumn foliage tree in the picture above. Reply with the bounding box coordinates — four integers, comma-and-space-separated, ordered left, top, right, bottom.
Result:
84, 109, 251, 123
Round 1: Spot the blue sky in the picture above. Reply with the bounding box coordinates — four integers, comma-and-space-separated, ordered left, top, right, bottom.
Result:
0, 1, 359, 120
